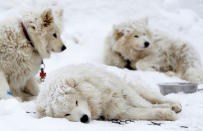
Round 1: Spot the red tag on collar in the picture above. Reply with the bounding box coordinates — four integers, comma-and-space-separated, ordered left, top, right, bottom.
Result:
40, 72, 46, 77
40, 67, 46, 82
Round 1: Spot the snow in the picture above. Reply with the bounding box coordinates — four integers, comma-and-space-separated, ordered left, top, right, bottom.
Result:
0, 0, 203, 131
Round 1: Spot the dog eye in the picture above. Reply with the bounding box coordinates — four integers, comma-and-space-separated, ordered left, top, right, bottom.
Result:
76, 101, 78, 106
64, 114, 70, 116
31, 26, 35, 30
53, 33, 57, 38
134, 35, 139, 38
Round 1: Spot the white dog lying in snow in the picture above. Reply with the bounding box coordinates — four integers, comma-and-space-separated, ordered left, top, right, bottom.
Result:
36, 64, 181, 123
104, 18, 203, 84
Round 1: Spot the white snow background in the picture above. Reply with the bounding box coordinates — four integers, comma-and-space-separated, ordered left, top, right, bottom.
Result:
0, 0, 203, 131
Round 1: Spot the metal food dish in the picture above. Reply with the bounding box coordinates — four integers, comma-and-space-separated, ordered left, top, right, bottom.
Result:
158, 82, 198, 95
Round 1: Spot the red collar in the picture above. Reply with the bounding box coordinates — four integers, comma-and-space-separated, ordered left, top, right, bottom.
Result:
21, 22, 34, 48
21, 22, 46, 81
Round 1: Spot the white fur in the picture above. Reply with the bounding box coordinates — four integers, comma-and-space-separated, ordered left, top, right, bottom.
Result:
0, 8, 66, 100
36, 64, 181, 122
104, 18, 203, 83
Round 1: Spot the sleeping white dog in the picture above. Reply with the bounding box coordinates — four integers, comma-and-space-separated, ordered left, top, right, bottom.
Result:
36, 64, 181, 123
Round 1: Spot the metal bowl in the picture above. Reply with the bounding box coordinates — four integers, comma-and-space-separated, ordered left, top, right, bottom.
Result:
158, 82, 198, 95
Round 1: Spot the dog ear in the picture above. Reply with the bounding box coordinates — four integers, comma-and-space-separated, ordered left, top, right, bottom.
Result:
54, 9, 64, 32
139, 17, 149, 25
55, 9, 64, 17
41, 8, 54, 27
113, 26, 124, 41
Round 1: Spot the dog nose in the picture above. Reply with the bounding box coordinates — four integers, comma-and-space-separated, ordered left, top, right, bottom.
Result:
80, 114, 89, 123
61, 45, 67, 51
144, 41, 150, 48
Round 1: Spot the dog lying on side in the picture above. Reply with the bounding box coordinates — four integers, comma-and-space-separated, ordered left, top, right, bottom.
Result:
104, 18, 203, 83
36, 64, 181, 123
0, 8, 66, 100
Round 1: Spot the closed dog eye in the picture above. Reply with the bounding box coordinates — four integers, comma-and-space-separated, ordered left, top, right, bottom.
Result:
64, 113, 71, 116
134, 35, 139, 38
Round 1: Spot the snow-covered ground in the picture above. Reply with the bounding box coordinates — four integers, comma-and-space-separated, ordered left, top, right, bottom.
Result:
0, 0, 203, 131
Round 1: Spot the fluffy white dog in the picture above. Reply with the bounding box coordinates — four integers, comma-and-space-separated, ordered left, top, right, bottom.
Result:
104, 18, 203, 83
0, 8, 66, 100
36, 64, 181, 123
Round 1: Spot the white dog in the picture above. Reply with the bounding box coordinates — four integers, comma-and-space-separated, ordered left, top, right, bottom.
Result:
0, 8, 66, 100
36, 64, 181, 123
104, 18, 203, 83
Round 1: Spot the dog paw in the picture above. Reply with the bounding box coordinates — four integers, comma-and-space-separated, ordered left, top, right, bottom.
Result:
171, 102, 182, 113
156, 109, 177, 121
136, 62, 155, 71
135, 62, 146, 70
166, 71, 176, 77
0, 92, 13, 100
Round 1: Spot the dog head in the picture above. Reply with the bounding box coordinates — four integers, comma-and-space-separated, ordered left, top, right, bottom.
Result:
23, 8, 66, 58
63, 94, 91, 123
113, 18, 152, 51
37, 84, 91, 123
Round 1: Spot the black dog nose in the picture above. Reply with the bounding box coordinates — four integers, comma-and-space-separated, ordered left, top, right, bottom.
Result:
144, 41, 150, 48
80, 114, 89, 123
61, 45, 67, 51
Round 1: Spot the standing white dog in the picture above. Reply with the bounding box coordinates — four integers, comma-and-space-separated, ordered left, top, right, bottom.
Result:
104, 18, 203, 83
0, 8, 66, 100
36, 64, 181, 123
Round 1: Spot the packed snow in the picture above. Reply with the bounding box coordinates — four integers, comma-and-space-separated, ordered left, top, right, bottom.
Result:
0, 0, 203, 131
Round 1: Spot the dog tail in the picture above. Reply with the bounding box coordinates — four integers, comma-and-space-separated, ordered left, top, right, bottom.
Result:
182, 67, 203, 84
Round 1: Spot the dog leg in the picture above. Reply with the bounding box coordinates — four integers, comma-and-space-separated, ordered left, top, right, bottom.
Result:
135, 56, 158, 71
129, 82, 182, 113
104, 46, 127, 68
183, 67, 203, 84
105, 98, 177, 121
122, 88, 152, 108
0, 71, 11, 99
24, 77, 39, 96
140, 90, 181, 113
121, 106, 177, 121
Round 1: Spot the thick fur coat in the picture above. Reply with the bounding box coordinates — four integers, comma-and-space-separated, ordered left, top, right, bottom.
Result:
36, 64, 181, 123
104, 18, 203, 83
0, 8, 66, 100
